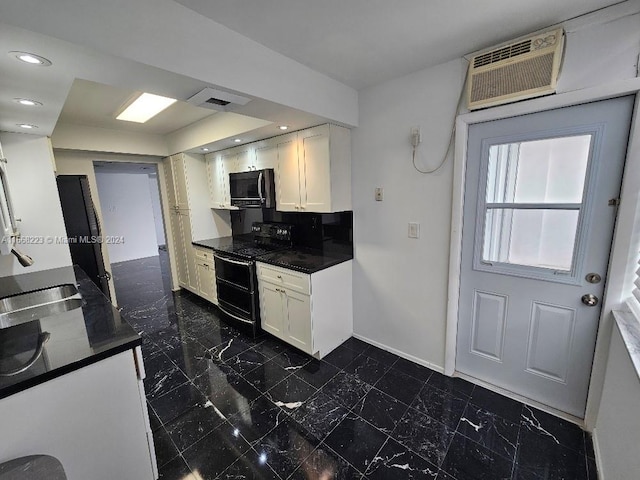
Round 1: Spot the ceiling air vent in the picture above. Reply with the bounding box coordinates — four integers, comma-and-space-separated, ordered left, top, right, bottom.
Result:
187, 87, 251, 112
467, 28, 564, 110
205, 98, 231, 107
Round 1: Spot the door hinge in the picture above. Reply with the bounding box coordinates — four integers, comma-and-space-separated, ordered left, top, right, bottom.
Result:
608, 198, 620, 207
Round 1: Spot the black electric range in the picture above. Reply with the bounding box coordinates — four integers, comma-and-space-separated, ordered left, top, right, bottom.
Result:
206, 223, 293, 336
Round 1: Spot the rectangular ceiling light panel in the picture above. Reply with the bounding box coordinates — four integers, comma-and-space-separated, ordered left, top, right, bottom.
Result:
116, 92, 177, 123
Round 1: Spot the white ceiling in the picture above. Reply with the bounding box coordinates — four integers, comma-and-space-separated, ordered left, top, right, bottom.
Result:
57, 79, 216, 136
174, 0, 623, 89
0, 22, 328, 142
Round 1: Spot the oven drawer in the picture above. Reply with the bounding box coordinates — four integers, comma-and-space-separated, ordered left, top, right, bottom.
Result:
194, 246, 213, 261
256, 262, 310, 295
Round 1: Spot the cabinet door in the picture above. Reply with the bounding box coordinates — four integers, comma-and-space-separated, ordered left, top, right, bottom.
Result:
209, 260, 218, 305
171, 154, 190, 209
196, 261, 215, 301
236, 149, 255, 172
276, 136, 301, 212
259, 281, 286, 340
299, 131, 331, 213
176, 210, 198, 292
164, 157, 178, 209
255, 143, 278, 170
170, 211, 188, 287
221, 152, 239, 175
207, 155, 228, 208
284, 289, 313, 354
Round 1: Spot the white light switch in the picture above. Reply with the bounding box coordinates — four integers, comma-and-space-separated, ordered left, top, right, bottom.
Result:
375, 187, 383, 201
408, 222, 420, 238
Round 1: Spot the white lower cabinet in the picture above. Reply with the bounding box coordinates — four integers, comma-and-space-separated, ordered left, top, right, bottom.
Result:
194, 246, 217, 305
0, 349, 156, 480
256, 261, 353, 358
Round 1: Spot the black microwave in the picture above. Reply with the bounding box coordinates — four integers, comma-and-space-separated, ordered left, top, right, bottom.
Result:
229, 169, 276, 208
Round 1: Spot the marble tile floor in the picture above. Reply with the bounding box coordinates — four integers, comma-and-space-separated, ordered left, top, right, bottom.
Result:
112, 252, 598, 480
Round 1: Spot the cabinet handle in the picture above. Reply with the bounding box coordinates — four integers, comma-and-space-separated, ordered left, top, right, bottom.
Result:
277, 275, 282, 279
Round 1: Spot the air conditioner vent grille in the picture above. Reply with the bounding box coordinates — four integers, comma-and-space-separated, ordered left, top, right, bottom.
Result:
206, 98, 231, 106
473, 40, 532, 68
470, 52, 554, 103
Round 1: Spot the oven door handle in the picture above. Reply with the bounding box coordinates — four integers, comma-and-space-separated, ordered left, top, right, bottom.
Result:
218, 303, 255, 325
213, 253, 253, 267
257, 171, 263, 204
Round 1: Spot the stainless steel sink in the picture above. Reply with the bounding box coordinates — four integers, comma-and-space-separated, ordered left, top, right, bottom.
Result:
0, 284, 83, 329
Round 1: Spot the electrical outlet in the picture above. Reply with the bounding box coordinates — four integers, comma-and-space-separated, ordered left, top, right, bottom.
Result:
408, 222, 420, 238
375, 187, 383, 201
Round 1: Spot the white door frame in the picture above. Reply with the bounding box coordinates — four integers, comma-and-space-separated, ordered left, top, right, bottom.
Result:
445, 77, 640, 428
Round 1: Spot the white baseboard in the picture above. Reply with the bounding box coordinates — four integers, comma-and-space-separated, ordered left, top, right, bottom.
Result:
351, 333, 445, 374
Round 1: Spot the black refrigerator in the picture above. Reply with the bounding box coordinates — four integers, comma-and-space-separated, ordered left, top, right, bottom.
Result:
56, 175, 111, 300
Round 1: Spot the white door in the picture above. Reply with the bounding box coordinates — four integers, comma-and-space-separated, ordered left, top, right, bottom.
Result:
457, 96, 634, 417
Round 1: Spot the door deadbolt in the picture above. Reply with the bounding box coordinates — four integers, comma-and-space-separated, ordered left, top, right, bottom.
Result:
581, 294, 599, 307
585, 273, 602, 284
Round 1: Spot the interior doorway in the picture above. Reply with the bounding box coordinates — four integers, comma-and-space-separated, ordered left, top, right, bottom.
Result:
92, 161, 172, 315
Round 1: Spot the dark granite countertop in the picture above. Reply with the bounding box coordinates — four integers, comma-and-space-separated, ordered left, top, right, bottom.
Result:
193, 236, 353, 274
0, 266, 141, 400
192, 234, 253, 252
257, 246, 352, 274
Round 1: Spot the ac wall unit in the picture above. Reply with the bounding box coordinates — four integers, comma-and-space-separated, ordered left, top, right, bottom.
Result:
467, 28, 564, 110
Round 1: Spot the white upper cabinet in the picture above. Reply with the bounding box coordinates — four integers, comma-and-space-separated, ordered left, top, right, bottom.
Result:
274, 133, 302, 212
297, 124, 352, 213
278, 124, 352, 213
206, 152, 229, 209
235, 148, 255, 172
254, 139, 278, 171
174, 155, 190, 209
206, 146, 254, 209
205, 124, 352, 214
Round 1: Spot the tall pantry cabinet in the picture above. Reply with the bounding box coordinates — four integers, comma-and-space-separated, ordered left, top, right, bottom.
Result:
164, 153, 231, 302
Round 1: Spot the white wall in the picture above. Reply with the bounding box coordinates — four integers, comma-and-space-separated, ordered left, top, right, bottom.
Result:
0, 0, 358, 127
148, 174, 165, 246
593, 320, 640, 480
352, 57, 467, 369
351, 8, 640, 370
52, 123, 169, 156
95, 172, 159, 263
0, 133, 72, 276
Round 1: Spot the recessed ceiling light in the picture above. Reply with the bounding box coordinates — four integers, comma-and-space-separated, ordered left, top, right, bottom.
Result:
278, 125, 289, 131
14, 98, 43, 107
116, 92, 177, 123
201, 147, 210, 152
9, 51, 52, 66
17, 123, 38, 129
234, 138, 242, 143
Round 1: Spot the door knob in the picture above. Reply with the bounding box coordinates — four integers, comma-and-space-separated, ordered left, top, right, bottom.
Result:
581, 294, 599, 307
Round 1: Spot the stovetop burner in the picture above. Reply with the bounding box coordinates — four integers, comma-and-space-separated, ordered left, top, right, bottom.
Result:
214, 222, 294, 260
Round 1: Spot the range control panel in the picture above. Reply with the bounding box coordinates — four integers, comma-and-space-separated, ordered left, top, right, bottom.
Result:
252, 222, 294, 245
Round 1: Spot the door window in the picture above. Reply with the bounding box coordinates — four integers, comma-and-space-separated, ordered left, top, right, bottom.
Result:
475, 134, 595, 282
